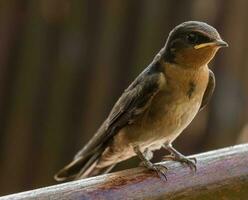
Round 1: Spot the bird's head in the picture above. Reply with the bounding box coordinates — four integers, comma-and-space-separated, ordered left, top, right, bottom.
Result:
164, 21, 228, 68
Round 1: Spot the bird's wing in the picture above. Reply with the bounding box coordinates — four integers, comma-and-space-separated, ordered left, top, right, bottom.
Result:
55, 63, 166, 181
199, 69, 215, 111
74, 68, 166, 159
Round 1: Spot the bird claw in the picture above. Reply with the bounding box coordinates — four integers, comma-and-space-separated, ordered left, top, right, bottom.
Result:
141, 161, 168, 181
163, 155, 197, 172
180, 157, 197, 172
189, 157, 197, 164
149, 163, 168, 181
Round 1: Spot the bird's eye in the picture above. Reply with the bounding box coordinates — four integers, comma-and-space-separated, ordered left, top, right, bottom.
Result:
186, 33, 198, 44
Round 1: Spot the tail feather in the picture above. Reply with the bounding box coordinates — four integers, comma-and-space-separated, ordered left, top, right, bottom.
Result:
76, 163, 117, 180
54, 156, 91, 181
54, 123, 118, 181
54, 146, 113, 181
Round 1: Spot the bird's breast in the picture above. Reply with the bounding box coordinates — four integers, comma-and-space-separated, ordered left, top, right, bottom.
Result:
127, 64, 210, 150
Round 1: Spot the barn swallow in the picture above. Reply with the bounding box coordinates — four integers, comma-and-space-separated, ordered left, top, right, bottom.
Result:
55, 21, 228, 181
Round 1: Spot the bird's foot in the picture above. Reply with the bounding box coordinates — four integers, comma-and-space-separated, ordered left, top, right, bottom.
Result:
163, 154, 197, 172
134, 146, 168, 181
142, 161, 168, 181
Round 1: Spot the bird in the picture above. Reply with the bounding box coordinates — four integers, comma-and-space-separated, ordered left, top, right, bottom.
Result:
54, 21, 228, 181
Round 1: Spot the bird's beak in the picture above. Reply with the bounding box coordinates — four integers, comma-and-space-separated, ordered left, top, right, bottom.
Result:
194, 39, 228, 49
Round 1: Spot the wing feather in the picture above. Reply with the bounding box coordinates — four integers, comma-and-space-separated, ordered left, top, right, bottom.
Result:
200, 70, 215, 111
74, 69, 165, 159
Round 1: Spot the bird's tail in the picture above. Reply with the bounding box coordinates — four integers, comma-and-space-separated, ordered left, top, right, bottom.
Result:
54, 147, 101, 181
76, 162, 116, 180
54, 147, 115, 181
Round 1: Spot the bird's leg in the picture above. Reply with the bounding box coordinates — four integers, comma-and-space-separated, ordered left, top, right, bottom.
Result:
163, 144, 197, 172
134, 146, 168, 181
138, 148, 154, 167
143, 148, 154, 161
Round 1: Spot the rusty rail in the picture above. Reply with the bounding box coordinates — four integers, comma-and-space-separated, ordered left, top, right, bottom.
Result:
1, 144, 248, 200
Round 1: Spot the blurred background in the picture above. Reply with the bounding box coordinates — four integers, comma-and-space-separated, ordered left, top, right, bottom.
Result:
0, 0, 248, 196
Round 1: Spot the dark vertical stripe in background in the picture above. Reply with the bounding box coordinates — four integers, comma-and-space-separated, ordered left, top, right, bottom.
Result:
0, 0, 247, 195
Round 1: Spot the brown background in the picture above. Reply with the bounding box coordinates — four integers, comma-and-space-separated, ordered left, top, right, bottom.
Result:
0, 0, 248, 196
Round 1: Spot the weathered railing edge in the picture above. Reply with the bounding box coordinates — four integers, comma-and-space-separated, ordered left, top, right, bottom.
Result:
1, 143, 248, 200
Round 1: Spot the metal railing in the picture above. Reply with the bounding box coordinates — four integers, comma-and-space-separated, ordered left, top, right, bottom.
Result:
1, 144, 248, 200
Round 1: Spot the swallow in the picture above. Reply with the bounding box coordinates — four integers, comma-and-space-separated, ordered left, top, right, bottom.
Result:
54, 21, 228, 181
